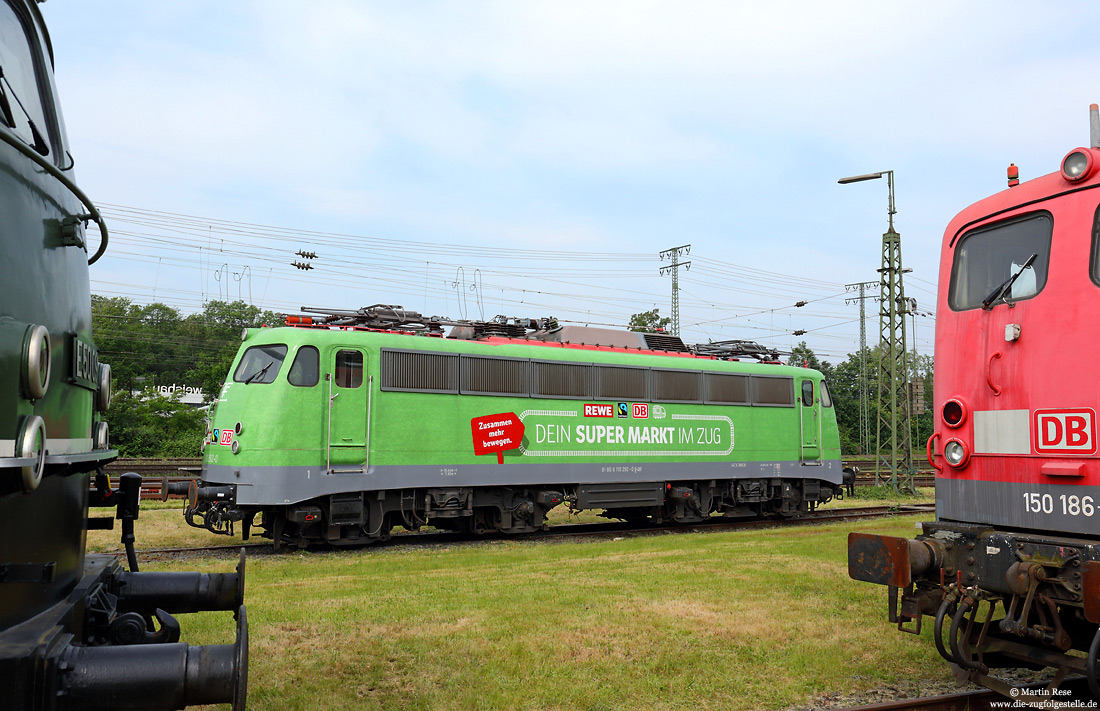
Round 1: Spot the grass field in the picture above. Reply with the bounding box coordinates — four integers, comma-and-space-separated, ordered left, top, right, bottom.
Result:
105, 499, 952, 710
87, 485, 935, 554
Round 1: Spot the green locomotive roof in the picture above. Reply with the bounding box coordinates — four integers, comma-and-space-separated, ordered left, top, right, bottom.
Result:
238, 324, 821, 379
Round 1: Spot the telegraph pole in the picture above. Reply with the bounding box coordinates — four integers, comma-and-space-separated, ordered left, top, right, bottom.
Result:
845, 280, 877, 464
659, 245, 691, 336
839, 170, 915, 493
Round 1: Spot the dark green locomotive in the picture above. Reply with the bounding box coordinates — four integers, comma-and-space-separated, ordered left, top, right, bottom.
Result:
0, 2, 246, 708
186, 306, 845, 548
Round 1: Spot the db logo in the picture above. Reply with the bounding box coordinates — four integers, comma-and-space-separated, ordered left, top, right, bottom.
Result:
633, 403, 648, 419
1034, 409, 1096, 454
219, 429, 234, 446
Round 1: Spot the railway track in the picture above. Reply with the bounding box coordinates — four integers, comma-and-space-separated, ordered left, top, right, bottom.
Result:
830, 676, 1093, 710
119, 503, 935, 559
102, 458, 938, 501
106, 457, 937, 478
831, 688, 1002, 710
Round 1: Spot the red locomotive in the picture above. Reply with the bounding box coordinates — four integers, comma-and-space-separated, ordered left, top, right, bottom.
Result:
849, 105, 1100, 697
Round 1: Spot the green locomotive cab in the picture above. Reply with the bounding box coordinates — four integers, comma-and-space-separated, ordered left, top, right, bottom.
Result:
1, 2, 248, 707
186, 306, 843, 548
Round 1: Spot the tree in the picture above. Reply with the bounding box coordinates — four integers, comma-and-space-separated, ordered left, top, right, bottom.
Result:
105, 387, 207, 457
628, 308, 671, 333
92, 295, 188, 393
829, 346, 872, 455
827, 344, 934, 458
786, 341, 833, 378
93, 296, 281, 405
180, 300, 281, 399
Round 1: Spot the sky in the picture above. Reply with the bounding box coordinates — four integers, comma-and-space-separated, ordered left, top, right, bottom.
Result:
37, 1, 1100, 363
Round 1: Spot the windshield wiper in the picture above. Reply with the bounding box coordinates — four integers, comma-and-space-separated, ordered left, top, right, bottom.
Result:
0, 64, 49, 156
0, 71, 15, 129
243, 361, 273, 384
981, 253, 1037, 310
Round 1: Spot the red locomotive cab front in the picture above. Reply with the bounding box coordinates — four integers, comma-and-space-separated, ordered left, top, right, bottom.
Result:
847, 110, 1100, 699
930, 145, 1100, 536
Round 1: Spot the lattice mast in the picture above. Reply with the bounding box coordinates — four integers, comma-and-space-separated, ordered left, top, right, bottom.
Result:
838, 170, 914, 493
874, 172, 914, 492
659, 244, 691, 336
845, 280, 877, 462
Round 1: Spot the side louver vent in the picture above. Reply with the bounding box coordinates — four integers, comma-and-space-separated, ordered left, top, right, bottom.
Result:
642, 333, 689, 352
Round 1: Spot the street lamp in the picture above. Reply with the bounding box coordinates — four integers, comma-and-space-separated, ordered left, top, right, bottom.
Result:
839, 168, 913, 493
838, 170, 895, 231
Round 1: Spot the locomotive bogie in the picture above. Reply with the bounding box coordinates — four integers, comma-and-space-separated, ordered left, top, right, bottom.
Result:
851, 520, 1100, 679
206, 471, 829, 548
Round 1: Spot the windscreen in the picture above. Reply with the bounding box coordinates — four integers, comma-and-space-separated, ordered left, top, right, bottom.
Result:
949, 213, 1052, 311
233, 344, 288, 384
0, 1, 50, 150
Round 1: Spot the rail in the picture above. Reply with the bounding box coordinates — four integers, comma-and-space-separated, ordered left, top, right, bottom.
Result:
106, 503, 936, 559
101, 459, 199, 500
101, 457, 936, 501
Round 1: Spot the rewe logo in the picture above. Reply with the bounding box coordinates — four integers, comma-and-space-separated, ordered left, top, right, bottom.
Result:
584, 404, 613, 418
1034, 409, 1096, 454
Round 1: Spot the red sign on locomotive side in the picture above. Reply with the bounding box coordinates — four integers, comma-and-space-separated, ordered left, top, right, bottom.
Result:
471, 412, 525, 463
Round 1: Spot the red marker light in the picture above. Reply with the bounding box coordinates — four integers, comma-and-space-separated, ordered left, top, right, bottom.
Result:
1007, 163, 1019, 188
942, 398, 968, 428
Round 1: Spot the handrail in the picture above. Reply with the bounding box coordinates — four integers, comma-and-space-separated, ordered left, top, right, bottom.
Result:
986, 351, 1002, 396
0, 127, 109, 264
926, 432, 942, 473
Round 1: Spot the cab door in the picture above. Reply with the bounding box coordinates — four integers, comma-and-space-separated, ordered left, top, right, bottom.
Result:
327, 348, 367, 469
799, 378, 822, 465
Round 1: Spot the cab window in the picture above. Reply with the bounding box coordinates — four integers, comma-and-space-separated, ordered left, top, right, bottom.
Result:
0, 2, 51, 153
820, 381, 833, 408
287, 346, 319, 387
233, 344, 287, 384
800, 380, 813, 406
948, 212, 1052, 311
334, 350, 363, 388
1088, 204, 1100, 287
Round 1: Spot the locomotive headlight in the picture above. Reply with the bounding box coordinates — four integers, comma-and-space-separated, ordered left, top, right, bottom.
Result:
1061, 148, 1095, 182
16, 415, 46, 492
93, 421, 109, 450
22, 324, 51, 400
944, 439, 970, 468
96, 362, 112, 412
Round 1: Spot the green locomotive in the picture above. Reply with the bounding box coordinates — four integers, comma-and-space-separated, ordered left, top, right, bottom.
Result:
185, 306, 844, 547
1, 1, 246, 708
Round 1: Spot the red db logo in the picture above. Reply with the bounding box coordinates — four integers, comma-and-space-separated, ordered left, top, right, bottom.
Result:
1034, 409, 1096, 454
633, 403, 648, 419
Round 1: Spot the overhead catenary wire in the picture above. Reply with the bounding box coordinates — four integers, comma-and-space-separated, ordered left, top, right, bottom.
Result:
88, 203, 938, 358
